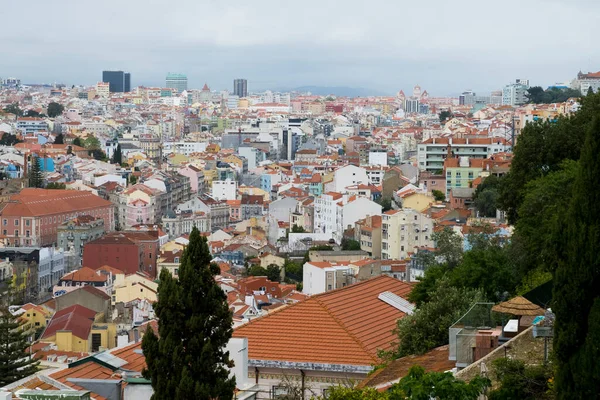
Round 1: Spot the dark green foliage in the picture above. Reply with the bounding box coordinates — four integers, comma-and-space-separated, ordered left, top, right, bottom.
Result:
341, 238, 361, 251
379, 197, 393, 211
473, 175, 503, 217
0, 306, 40, 386
142, 227, 235, 400
247, 265, 268, 277
47, 102, 64, 118
3, 103, 22, 116
526, 86, 581, 104
46, 182, 66, 190
319, 367, 489, 400
72, 137, 83, 147
129, 175, 138, 185
28, 156, 44, 188
408, 264, 447, 307
266, 264, 281, 282
450, 239, 516, 302
514, 161, 577, 278
66, 146, 73, 155
439, 110, 454, 124
389, 277, 485, 358
488, 358, 553, 400
53, 133, 64, 144
432, 189, 445, 202
111, 144, 122, 165
0, 133, 22, 146
291, 224, 305, 233
89, 149, 108, 161
552, 116, 600, 398
84, 136, 101, 149
498, 90, 600, 223
395, 365, 490, 400
432, 227, 463, 268
302, 245, 333, 264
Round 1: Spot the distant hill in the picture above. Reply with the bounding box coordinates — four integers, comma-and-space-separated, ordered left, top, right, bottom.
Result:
291, 86, 390, 97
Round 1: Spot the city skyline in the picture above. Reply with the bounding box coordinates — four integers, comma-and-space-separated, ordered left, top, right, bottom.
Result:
1, 0, 599, 96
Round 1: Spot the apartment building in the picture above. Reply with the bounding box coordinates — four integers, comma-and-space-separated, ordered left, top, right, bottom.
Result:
381, 209, 433, 260
417, 137, 511, 172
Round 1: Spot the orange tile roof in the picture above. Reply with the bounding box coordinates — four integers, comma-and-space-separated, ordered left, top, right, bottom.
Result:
49, 361, 114, 399
110, 342, 146, 372
233, 276, 413, 366
358, 345, 454, 389
60, 267, 107, 283
1, 189, 112, 217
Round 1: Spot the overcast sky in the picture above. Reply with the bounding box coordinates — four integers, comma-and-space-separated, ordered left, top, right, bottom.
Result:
1, 0, 598, 96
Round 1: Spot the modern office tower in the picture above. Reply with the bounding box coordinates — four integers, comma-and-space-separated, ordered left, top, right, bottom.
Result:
233, 79, 248, 97
102, 70, 131, 93
166, 73, 188, 92
124, 72, 131, 92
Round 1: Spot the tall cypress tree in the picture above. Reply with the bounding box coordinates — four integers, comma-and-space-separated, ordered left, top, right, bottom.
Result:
142, 227, 235, 400
0, 306, 40, 386
28, 156, 44, 188
112, 144, 122, 165
553, 116, 600, 398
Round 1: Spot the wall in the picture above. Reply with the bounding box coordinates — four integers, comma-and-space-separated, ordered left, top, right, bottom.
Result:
54, 331, 89, 352
83, 243, 140, 275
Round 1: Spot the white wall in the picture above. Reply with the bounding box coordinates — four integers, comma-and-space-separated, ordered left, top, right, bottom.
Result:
303, 263, 326, 295
333, 165, 369, 193
211, 179, 237, 201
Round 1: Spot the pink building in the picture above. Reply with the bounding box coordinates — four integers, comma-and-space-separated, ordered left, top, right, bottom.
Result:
178, 165, 204, 193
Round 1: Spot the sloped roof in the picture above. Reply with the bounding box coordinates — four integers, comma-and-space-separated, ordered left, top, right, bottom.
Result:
42, 304, 97, 341
492, 296, 545, 316
109, 342, 146, 372
60, 267, 107, 283
1, 189, 112, 217
358, 345, 454, 389
233, 276, 413, 366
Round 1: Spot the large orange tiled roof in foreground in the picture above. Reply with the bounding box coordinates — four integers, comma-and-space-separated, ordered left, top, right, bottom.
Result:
0, 188, 112, 217
233, 276, 413, 366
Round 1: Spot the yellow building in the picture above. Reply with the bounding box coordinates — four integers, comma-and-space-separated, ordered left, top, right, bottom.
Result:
41, 305, 116, 352
113, 273, 158, 305
238, 186, 270, 201
259, 253, 285, 268
19, 303, 51, 334
400, 192, 435, 213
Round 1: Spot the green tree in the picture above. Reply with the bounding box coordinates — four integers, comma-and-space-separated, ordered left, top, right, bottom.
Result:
514, 160, 577, 278
129, 174, 138, 185
389, 278, 484, 358
89, 149, 108, 161
291, 224, 306, 233
0, 133, 22, 146
552, 116, 600, 398
142, 227, 235, 400
0, 306, 40, 386
396, 366, 490, 400
525, 86, 545, 103
266, 264, 282, 282
3, 103, 23, 116
498, 90, 600, 223
431, 189, 445, 202
378, 197, 393, 211
247, 265, 268, 277
488, 358, 553, 400
111, 144, 123, 165
66, 145, 73, 155
72, 137, 83, 147
474, 188, 499, 217
28, 156, 44, 188
315, 386, 389, 399
341, 238, 361, 251
432, 227, 463, 268
47, 102, 64, 118
439, 110, 453, 124
526, 86, 582, 104
84, 136, 101, 150
46, 182, 67, 190
53, 133, 64, 144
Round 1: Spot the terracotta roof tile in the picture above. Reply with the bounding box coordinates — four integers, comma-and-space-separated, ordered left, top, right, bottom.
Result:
233, 276, 413, 366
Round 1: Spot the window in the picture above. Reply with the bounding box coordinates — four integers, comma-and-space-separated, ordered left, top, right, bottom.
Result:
2, 230, 5, 235
2, 219, 6, 226
25, 220, 30, 226
414, 215, 418, 221
401, 246, 405, 251
35, 322, 40, 326
174, 268, 179, 275
415, 236, 419, 241
149, 253, 152, 259
14, 230, 18, 237
14, 220, 18, 226
327, 284, 332, 290
26, 230, 30, 237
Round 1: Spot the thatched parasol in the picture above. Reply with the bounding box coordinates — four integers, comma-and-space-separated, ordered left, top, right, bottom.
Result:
492, 296, 544, 316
